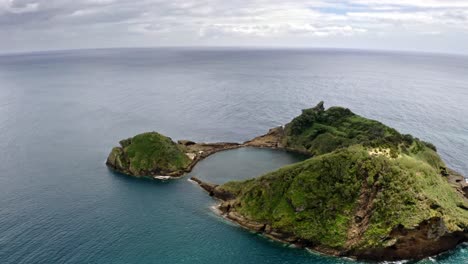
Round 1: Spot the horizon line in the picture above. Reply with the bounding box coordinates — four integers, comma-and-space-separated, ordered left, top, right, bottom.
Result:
1, 45, 467, 58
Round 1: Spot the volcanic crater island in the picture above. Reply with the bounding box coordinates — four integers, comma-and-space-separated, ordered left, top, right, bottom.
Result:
106, 102, 468, 261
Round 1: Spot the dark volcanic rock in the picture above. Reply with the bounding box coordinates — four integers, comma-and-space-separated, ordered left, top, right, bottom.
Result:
190, 177, 235, 200
178, 140, 196, 146
354, 217, 467, 261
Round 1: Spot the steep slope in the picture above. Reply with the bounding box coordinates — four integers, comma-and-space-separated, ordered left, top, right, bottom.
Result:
199, 146, 468, 260
247, 101, 442, 170
106, 132, 191, 177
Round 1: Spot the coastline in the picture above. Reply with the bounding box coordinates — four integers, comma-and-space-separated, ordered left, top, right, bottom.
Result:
106, 126, 310, 180
190, 171, 468, 262
190, 176, 346, 258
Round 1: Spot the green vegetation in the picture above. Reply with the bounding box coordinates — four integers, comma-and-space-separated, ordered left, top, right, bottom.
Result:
283, 102, 438, 165
221, 146, 366, 247
107, 132, 191, 177
216, 102, 468, 252
219, 146, 468, 250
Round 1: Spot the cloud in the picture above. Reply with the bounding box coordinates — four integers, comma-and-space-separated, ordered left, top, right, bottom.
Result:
200, 23, 366, 38
349, 0, 468, 9
0, 0, 467, 53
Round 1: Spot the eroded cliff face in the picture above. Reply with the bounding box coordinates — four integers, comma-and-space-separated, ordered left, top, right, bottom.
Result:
354, 217, 467, 261
244, 126, 286, 149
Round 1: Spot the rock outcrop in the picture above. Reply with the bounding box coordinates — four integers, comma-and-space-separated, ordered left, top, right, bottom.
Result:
355, 217, 467, 261
244, 126, 286, 149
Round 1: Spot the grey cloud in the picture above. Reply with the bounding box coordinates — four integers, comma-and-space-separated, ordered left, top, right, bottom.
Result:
441, 10, 468, 22
0, 0, 467, 54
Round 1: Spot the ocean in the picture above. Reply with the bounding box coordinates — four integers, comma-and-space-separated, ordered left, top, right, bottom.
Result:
0, 48, 467, 263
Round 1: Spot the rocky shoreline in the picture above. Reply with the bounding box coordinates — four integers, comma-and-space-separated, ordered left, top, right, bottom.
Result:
190, 175, 468, 261
190, 176, 351, 258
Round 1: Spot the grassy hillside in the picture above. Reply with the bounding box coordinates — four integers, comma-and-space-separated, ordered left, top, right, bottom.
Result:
283, 102, 439, 165
219, 145, 468, 250
107, 132, 191, 177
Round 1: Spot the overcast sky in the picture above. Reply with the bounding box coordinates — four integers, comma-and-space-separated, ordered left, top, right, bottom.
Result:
1, 0, 468, 54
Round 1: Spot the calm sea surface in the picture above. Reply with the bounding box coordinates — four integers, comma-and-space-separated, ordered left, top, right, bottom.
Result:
0, 48, 467, 263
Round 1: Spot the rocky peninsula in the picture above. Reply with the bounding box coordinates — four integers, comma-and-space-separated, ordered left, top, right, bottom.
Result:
106, 132, 243, 179
107, 102, 468, 261
106, 126, 296, 179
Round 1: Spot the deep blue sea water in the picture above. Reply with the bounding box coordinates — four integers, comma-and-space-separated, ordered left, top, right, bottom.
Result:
0, 48, 467, 263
